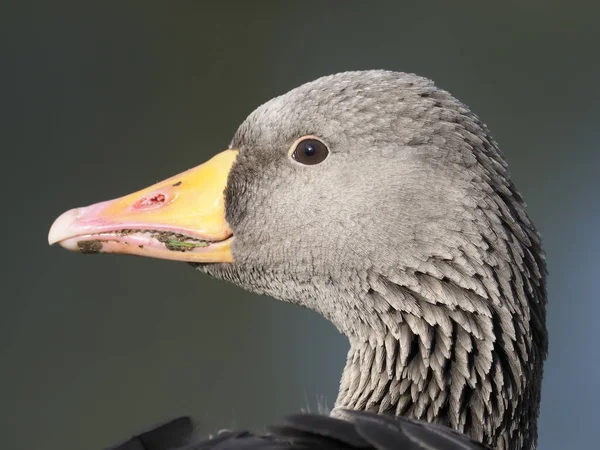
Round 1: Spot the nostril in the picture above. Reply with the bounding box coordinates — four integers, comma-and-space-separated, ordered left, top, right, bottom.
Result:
134, 193, 168, 210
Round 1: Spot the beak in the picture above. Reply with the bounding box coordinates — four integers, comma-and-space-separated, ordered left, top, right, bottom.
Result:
48, 150, 238, 263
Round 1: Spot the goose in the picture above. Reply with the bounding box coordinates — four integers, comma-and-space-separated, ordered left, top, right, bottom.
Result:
48, 70, 547, 450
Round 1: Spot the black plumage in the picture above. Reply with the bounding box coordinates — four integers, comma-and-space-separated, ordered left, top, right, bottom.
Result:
108, 410, 490, 450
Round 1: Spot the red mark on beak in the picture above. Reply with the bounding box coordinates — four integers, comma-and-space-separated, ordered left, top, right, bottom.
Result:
133, 193, 168, 210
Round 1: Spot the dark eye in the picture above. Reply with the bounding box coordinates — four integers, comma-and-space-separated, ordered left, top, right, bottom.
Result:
291, 137, 329, 165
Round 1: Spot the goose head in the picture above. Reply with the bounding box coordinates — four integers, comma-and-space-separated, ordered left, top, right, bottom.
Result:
49, 70, 547, 450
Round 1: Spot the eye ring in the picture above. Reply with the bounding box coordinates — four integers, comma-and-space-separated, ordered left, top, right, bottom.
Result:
288, 135, 330, 166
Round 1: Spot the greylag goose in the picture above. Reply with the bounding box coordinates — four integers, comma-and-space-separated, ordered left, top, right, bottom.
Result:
48, 71, 547, 450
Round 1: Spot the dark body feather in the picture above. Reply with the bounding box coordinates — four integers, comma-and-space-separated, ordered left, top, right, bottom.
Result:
107, 411, 491, 450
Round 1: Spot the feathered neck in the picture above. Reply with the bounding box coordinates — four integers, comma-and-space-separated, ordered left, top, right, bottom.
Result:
332, 268, 546, 450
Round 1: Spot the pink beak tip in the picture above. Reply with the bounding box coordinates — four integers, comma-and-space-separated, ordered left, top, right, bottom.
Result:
48, 208, 79, 246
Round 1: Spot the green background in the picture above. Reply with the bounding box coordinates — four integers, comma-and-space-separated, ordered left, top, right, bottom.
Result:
2, 2, 598, 449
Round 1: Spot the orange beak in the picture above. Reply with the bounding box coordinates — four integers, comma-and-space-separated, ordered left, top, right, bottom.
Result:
48, 150, 238, 263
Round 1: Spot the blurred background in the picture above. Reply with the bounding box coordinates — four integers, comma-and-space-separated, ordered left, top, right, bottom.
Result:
2, 2, 599, 449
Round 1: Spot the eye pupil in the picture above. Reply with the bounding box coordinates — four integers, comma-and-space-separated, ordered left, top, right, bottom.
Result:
291, 137, 329, 165
304, 144, 316, 156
